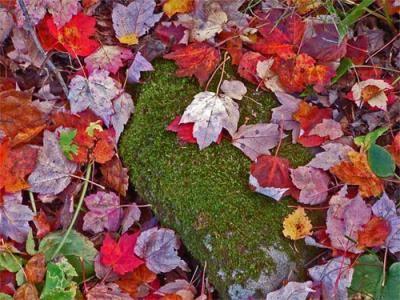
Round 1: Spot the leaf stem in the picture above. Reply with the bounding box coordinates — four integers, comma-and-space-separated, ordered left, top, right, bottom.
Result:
28, 191, 37, 214
215, 52, 228, 95
50, 163, 92, 260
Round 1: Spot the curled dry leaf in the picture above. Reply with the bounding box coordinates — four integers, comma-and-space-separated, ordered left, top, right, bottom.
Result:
290, 166, 331, 205
180, 91, 239, 150
282, 208, 313, 240
232, 123, 284, 161
28, 130, 78, 196
134, 227, 189, 273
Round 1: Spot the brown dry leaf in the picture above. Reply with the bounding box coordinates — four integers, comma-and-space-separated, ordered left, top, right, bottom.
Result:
0, 90, 46, 146
330, 150, 384, 197
25, 253, 47, 284
117, 264, 156, 298
100, 156, 129, 197
13, 283, 40, 300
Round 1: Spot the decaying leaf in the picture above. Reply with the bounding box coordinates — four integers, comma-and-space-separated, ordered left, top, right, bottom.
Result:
84, 46, 133, 75
180, 91, 239, 150
232, 123, 283, 161
134, 227, 189, 273
121, 204, 141, 234
100, 156, 129, 197
117, 264, 156, 298
290, 166, 331, 205
307, 143, 353, 170
163, 0, 194, 17
282, 208, 313, 240
46, 0, 81, 28
24, 253, 46, 284
266, 281, 313, 300
308, 119, 343, 140
220, 80, 247, 100
357, 216, 390, 249
13, 283, 39, 300
28, 130, 78, 195
87, 283, 132, 300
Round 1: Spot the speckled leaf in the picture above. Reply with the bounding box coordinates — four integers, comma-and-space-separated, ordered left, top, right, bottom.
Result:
0, 192, 34, 243
68, 69, 120, 126
290, 166, 330, 205
180, 91, 239, 150
134, 228, 189, 273
220, 80, 247, 100
47, 0, 81, 28
83, 191, 122, 234
127, 52, 154, 83
271, 92, 301, 143
266, 281, 313, 300
307, 143, 353, 170
112, 0, 162, 43
28, 130, 77, 196
232, 123, 283, 161
111, 92, 135, 142
85, 46, 133, 75
308, 256, 353, 300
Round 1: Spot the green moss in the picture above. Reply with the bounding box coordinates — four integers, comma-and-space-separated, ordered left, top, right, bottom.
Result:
119, 59, 316, 298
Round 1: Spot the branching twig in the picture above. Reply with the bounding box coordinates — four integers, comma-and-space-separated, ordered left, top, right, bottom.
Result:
17, 0, 69, 97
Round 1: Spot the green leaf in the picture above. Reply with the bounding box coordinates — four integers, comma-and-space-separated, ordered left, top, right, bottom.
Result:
38, 230, 97, 280
0, 252, 24, 273
0, 293, 13, 300
354, 127, 388, 150
368, 144, 396, 177
40, 258, 77, 300
16, 268, 26, 286
382, 262, 400, 300
59, 129, 78, 160
349, 254, 383, 299
332, 58, 353, 84
26, 229, 37, 256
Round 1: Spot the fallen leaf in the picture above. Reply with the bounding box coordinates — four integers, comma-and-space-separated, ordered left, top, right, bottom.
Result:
134, 227, 189, 273
0, 90, 46, 146
83, 191, 122, 234
155, 22, 186, 46
46, 0, 80, 28
24, 253, 46, 284
117, 264, 156, 298
163, 0, 194, 18
68, 69, 120, 126
13, 283, 39, 300
330, 150, 384, 198
290, 166, 330, 205
33, 209, 51, 238
0, 8, 14, 43
121, 204, 141, 234
100, 232, 144, 275
87, 283, 133, 300
217, 29, 243, 65
249, 155, 296, 201
256, 58, 285, 93
84, 46, 133, 75
99, 156, 129, 197
282, 208, 313, 240
266, 281, 313, 300
28, 130, 78, 196
15, 0, 46, 27
232, 123, 284, 161
112, 0, 162, 45
307, 143, 353, 170
0, 192, 34, 243
327, 186, 371, 253
38, 13, 99, 58
164, 42, 220, 85
166, 116, 197, 144
220, 80, 247, 100
308, 119, 343, 140
0, 140, 38, 193
127, 51, 154, 83
308, 256, 354, 300
180, 91, 239, 149
238, 51, 266, 85
191, 7, 227, 42
357, 216, 390, 249
351, 79, 393, 111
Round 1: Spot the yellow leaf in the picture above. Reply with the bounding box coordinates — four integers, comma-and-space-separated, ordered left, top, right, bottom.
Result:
118, 33, 138, 45
163, 0, 194, 18
282, 208, 312, 240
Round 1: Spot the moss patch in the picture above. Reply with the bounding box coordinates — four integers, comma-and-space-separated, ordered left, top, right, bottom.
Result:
119, 59, 316, 298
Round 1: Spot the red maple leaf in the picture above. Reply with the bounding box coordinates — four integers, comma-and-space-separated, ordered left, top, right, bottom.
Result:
163, 42, 220, 85
357, 216, 390, 249
38, 13, 99, 58
238, 51, 266, 85
218, 29, 243, 65
100, 232, 144, 275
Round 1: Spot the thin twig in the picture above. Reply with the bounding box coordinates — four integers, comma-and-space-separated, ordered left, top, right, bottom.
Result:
215, 52, 228, 95
17, 0, 69, 97
28, 191, 37, 214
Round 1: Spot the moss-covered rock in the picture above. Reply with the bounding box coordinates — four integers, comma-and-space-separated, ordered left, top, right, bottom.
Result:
119, 59, 315, 299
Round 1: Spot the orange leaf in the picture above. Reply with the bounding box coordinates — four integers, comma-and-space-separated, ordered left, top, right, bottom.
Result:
161, 295, 183, 300
33, 209, 51, 238
99, 156, 129, 197
117, 264, 157, 298
13, 283, 39, 300
25, 253, 47, 284
0, 140, 38, 193
306, 64, 335, 93
0, 90, 46, 146
163, 0, 194, 18
357, 216, 390, 249
330, 150, 384, 198
164, 42, 220, 86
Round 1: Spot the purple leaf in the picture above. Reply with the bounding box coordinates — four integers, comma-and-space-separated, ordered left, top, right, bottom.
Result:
47, 0, 81, 28
266, 281, 314, 300
84, 46, 133, 75
121, 203, 141, 234
111, 92, 135, 142
306, 143, 353, 171
127, 52, 154, 83
0, 192, 34, 243
309, 119, 343, 140
0, 9, 14, 43
220, 80, 247, 100
83, 191, 122, 234
134, 227, 189, 273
